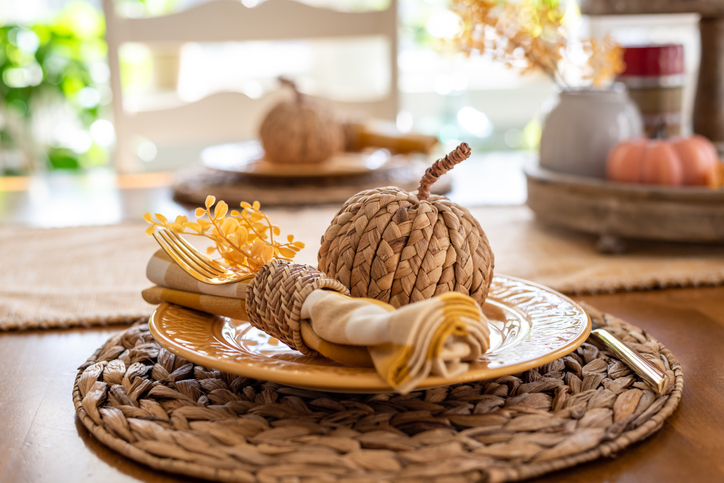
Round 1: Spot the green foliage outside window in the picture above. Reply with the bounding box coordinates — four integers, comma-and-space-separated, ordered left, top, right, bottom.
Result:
0, 2, 108, 174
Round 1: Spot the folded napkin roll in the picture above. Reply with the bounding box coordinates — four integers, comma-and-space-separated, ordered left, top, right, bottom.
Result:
144, 250, 490, 393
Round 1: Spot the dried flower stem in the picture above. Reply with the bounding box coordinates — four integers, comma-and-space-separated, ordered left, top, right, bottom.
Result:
452, 0, 624, 88
144, 196, 305, 275
204, 206, 258, 272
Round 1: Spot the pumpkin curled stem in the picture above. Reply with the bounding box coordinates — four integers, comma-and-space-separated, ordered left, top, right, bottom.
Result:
279, 76, 304, 103
417, 142, 472, 200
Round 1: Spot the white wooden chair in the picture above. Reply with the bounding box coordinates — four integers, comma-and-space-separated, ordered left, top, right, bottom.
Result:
103, 0, 399, 172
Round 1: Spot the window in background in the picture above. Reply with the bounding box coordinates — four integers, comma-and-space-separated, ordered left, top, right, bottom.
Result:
0, 1, 111, 174
0, 0, 703, 174
398, 0, 553, 152
114, 0, 551, 170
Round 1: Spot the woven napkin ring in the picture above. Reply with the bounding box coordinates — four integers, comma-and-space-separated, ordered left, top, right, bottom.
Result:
244, 259, 350, 356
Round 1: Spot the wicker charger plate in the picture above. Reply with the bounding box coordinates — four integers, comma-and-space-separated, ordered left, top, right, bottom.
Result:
74, 304, 682, 483
172, 162, 451, 208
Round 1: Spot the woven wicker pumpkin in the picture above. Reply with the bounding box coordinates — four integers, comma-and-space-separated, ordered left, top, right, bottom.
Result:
318, 143, 495, 308
259, 78, 344, 164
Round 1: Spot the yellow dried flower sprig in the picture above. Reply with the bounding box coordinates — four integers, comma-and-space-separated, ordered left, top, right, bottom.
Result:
144, 196, 304, 275
453, 0, 567, 84
584, 34, 625, 88
452, 0, 625, 88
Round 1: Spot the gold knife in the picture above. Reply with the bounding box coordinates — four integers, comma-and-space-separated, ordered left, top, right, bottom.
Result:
589, 317, 669, 395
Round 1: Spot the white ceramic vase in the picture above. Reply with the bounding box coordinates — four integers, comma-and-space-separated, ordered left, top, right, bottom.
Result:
539, 87, 643, 179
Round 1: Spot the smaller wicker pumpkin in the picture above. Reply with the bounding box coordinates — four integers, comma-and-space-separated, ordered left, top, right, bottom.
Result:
318, 143, 495, 308
259, 78, 344, 164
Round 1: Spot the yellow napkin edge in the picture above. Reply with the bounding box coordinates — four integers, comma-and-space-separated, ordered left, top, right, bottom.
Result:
144, 285, 373, 367
142, 286, 248, 320
300, 320, 374, 367
386, 291, 486, 389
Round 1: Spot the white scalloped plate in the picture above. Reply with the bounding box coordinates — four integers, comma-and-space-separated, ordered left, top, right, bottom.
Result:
200, 141, 392, 178
149, 275, 590, 392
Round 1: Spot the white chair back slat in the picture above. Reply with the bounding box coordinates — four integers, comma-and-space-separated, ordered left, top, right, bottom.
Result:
118, 0, 394, 43
103, 0, 399, 172
127, 91, 284, 143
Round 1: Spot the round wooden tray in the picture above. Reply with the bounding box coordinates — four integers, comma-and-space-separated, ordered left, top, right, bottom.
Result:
525, 164, 724, 244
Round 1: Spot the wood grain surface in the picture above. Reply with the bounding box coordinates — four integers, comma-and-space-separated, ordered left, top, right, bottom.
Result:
1, 286, 722, 483
694, 17, 724, 146
580, 0, 724, 16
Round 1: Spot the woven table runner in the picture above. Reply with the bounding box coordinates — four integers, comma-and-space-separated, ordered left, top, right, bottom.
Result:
3, 205, 724, 331
73, 304, 682, 483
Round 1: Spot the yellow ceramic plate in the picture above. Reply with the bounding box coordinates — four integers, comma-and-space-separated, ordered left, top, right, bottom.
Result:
200, 141, 392, 178
149, 275, 591, 392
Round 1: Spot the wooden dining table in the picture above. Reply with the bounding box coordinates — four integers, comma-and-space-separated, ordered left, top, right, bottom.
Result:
1, 165, 723, 483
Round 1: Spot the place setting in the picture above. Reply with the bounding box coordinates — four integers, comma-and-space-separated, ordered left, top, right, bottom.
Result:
74, 144, 680, 482
172, 77, 442, 207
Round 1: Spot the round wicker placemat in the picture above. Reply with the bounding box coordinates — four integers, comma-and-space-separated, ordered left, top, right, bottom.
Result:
73, 304, 682, 483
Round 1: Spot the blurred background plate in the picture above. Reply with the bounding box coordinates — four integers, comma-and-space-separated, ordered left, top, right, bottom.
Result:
200, 141, 392, 178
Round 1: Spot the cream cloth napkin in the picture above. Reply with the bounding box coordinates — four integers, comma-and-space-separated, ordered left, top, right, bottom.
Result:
143, 251, 490, 392
301, 290, 490, 392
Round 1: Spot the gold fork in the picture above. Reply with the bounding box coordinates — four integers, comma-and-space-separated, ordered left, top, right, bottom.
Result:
152, 228, 255, 284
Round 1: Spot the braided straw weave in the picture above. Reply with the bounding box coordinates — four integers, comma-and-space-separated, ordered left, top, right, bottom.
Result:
73, 304, 681, 483
318, 143, 495, 308
259, 77, 344, 165
244, 259, 350, 356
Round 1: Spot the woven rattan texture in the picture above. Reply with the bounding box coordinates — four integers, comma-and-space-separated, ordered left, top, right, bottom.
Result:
6, 205, 724, 332
318, 188, 495, 309
172, 166, 452, 208
245, 259, 350, 356
416, 143, 471, 201
0, 223, 156, 332
74, 304, 682, 483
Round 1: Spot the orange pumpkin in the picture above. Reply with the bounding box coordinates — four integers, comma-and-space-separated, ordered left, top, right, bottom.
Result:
606, 135, 720, 187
